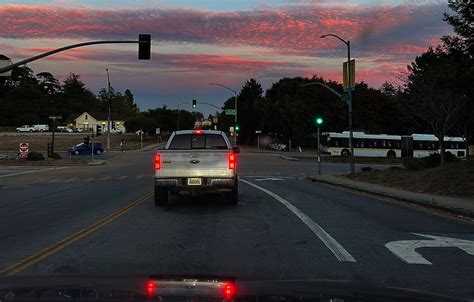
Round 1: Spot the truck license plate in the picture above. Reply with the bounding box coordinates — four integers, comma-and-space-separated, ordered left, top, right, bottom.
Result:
187, 178, 202, 186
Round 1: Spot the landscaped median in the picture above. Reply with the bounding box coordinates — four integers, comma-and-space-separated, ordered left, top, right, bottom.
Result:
306, 159, 474, 217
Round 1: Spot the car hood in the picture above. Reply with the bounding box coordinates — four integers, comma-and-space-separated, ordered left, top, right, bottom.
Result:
0, 275, 468, 302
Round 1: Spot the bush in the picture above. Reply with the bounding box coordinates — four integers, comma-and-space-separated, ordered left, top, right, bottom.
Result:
50, 152, 62, 160
403, 158, 425, 170
361, 166, 373, 172
403, 152, 458, 170
27, 151, 45, 161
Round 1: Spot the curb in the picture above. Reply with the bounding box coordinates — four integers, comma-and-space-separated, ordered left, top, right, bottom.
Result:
305, 176, 474, 218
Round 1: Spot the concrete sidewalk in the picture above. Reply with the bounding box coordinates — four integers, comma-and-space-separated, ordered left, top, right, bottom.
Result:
306, 174, 474, 217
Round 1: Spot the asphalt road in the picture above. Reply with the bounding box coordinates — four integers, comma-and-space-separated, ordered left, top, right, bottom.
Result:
1, 150, 473, 299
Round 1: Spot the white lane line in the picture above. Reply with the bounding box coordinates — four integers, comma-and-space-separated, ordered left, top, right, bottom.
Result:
0, 167, 66, 178
240, 178, 356, 262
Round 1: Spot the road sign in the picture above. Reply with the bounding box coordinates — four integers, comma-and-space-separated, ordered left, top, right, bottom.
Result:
212, 117, 218, 124
225, 109, 236, 116
255, 130, 262, 134
229, 126, 234, 133
0, 59, 13, 77
343, 59, 355, 91
156, 128, 161, 134
386, 233, 474, 265
19, 143, 29, 159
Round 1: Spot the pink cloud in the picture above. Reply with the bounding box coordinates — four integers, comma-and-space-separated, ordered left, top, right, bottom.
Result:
0, 2, 450, 57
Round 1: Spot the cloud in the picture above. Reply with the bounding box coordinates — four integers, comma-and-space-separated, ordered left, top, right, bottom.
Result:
0, 2, 451, 57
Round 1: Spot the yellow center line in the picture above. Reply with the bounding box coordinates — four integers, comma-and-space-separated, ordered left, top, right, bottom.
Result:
0, 192, 152, 276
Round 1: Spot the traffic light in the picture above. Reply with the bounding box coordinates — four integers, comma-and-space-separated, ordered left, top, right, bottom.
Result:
138, 34, 151, 60
111, 121, 116, 130
192, 99, 197, 108
315, 116, 324, 126
235, 124, 240, 131
96, 125, 102, 137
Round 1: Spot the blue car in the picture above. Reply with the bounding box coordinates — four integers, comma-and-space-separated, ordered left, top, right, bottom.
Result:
68, 142, 104, 155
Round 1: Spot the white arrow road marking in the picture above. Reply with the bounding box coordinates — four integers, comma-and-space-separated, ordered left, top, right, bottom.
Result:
240, 178, 356, 262
254, 178, 285, 181
386, 233, 474, 265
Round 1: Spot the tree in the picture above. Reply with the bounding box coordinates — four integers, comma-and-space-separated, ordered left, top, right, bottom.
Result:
60, 73, 98, 117
405, 46, 468, 166
443, 0, 473, 55
235, 78, 264, 144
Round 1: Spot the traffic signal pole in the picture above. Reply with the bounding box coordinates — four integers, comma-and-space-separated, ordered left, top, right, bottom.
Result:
317, 126, 321, 176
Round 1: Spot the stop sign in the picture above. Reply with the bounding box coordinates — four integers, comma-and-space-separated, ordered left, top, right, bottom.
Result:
19, 142, 29, 159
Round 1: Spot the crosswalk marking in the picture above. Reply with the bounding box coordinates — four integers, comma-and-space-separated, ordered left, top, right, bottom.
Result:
28, 174, 152, 185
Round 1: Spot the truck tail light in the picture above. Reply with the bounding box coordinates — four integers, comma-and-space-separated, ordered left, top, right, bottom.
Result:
155, 154, 161, 170
223, 282, 235, 299
228, 153, 236, 170
146, 280, 155, 297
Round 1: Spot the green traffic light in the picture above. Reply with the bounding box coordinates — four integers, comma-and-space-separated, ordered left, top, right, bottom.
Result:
315, 117, 323, 125
235, 125, 240, 131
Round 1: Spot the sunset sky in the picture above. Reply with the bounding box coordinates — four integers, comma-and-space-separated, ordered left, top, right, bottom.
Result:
0, 0, 453, 114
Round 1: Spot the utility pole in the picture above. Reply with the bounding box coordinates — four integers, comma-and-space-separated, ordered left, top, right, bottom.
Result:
209, 83, 238, 146
48, 116, 61, 157
106, 69, 111, 152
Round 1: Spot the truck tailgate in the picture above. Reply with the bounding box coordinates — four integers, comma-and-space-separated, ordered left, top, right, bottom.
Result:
156, 150, 234, 178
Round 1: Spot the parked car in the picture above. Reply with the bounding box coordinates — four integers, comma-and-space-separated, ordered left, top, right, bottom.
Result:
16, 125, 35, 132
104, 128, 123, 134
73, 128, 84, 133
33, 124, 49, 132
55, 126, 73, 133
68, 142, 104, 155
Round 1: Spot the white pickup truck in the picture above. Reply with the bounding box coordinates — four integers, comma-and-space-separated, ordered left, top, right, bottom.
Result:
16, 125, 35, 132
154, 130, 240, 206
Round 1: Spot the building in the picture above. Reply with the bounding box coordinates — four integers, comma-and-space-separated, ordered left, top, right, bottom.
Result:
66, 112, 126, 133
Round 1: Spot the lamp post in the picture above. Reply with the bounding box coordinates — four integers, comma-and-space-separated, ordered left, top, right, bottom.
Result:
106, 69, 112, 152
320, 33, 355, 174
209, 83, 238, 145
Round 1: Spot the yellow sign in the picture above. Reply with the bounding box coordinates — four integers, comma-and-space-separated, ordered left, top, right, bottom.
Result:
343, 59, 355, 91
212, 117, 218, 124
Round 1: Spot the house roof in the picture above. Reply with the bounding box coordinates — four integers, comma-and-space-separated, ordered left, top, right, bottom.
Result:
71, 112, 126, 122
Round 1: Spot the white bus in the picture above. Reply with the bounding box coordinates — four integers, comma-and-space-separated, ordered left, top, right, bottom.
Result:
321, 131, 467, 159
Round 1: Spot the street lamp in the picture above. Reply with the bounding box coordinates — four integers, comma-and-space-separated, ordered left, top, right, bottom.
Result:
106, 68, 112, 152
209, 83, 238, 145
315, 116, 323, 176
320, 33, 355, 174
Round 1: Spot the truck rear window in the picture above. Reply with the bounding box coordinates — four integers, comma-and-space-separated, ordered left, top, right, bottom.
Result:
168, 134, 229, 150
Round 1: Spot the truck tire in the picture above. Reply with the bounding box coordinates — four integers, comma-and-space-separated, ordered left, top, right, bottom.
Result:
228, 180, 238, 205
387, 150, 396, 158
154, 186, 169, 206
74, 150, 79, 155
341, 149, 351, 157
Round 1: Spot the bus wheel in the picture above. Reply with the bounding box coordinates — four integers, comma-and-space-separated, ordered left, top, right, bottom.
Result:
341, 149, 351, 157
387, 150, 396, 159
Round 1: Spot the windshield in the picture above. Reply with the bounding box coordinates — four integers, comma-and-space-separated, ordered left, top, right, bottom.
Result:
0, 1, 473, 301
